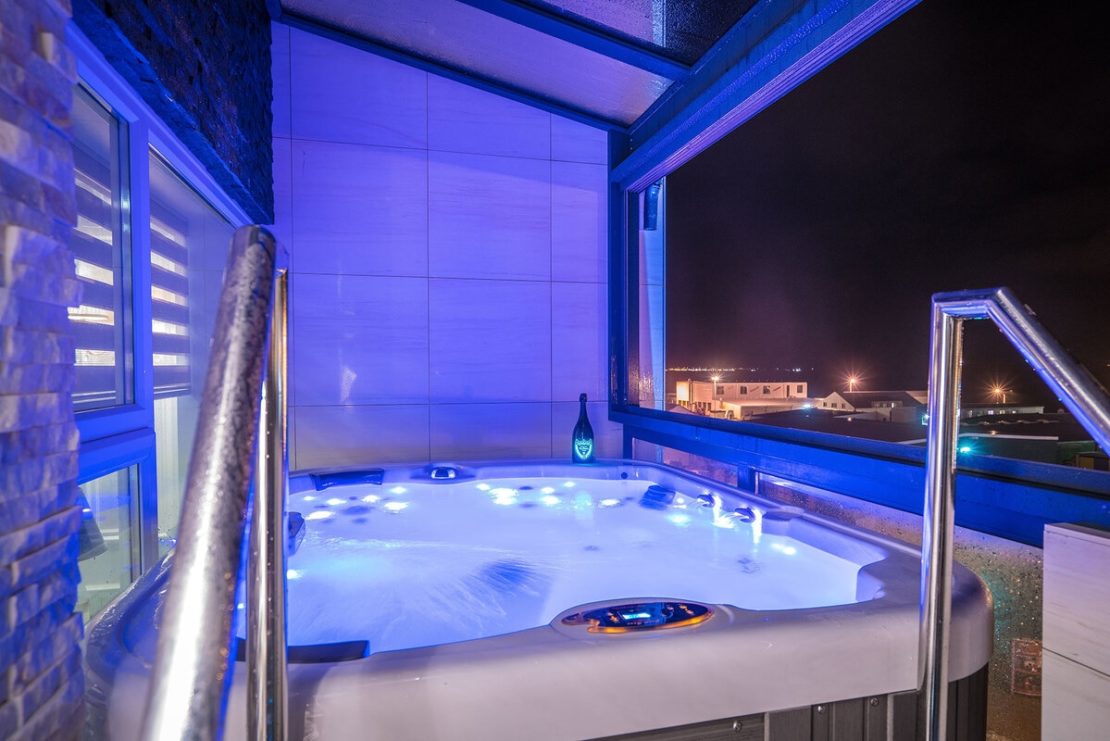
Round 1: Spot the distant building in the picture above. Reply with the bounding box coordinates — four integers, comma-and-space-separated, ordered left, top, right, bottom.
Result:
817, 391, 926, 423
675, 379, 813, 419
961, 402, 1045, 419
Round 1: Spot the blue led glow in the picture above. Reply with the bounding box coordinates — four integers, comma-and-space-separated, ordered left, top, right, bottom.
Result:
383, 501, 408, 512
540, 486, 556, 494
476, 483, 492, 491
541, 495, 561, 506
305, 511, 334, 521
599, 497, 621, 507
390, 486, 407, 495
287, 569, 303, 580
326, 497, 345, 506
667, 513, 691, 526
620, 611, 652, 620
362, 494, 380, 503
771, 542, 798, 556
563, 481, 576, 488
303, 495, 316, 502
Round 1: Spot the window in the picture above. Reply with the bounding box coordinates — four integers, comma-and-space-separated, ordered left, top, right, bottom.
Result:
69, 26, 249, 615
70, 86, 132, 412
76, 466, 139, 618
149, 151, 233, 550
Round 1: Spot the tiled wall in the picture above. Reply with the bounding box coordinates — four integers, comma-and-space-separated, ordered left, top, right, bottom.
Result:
1, 0, 85, 734
271, 23, 620, 469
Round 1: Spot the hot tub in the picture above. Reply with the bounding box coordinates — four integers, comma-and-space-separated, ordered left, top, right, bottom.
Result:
86, 460, 992, 740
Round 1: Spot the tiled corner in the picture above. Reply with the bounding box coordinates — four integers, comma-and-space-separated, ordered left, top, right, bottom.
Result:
294, 405, 430, 469
290, 28, 427, 149
291, 139, 428, 277
551, 401, 622, 459
428, 151, 550, 281
430, 403, 552, 460
428, 76, 551, 159
551, 115, 608, 165
551, 161, 607, 283
271, 23, 291, 138
552, 281, 606, 402
293, 274, 429, 406
429, 279, 551, 402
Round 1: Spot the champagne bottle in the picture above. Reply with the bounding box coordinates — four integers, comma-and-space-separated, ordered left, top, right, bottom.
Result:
572, 393, 595, 464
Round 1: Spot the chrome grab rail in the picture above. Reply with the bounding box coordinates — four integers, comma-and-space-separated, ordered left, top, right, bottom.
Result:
140, 226, 289, 741
919, 286, 1110, 741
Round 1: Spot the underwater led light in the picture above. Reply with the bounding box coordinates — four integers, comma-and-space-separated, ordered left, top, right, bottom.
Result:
771, 542, 797, 556
540, 486, 556, 494
476, 483, 491, 491
563, 481, 576, 488
362, 494, 380, 503
541, 495, 561, 506
326, 497, 345, 506
599, 498, 621, 507
959, 445, 973, 454
667, 513, 692, 526
390, 486, 407, 495
303, 495, 316, 502
305, 511, 334, 521
383, 501, 408, 512
287, 569, 303, 580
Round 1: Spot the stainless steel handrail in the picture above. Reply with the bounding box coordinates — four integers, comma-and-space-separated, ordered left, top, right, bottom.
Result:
248, 268, 289, 739
919, 286, 1110, 741
140, 226, 289, 740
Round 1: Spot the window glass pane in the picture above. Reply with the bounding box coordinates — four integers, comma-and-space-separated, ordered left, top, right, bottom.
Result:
652, 0, 1110, 475
77, 466, 138, 618
70, 86, 132, 411
149, 150, 233, 552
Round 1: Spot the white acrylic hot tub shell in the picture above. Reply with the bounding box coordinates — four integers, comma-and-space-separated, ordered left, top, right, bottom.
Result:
86, 461, 993, 740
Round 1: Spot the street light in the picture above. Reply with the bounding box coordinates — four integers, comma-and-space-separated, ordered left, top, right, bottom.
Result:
991, 385, 1008, 404
847, 375, 859, 393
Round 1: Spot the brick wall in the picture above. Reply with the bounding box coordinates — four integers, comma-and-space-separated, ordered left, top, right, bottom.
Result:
72, 0, 274, 223
0, 0, 86, 736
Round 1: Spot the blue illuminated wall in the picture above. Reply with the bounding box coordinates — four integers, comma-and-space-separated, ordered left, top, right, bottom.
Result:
271, 23, 621, 468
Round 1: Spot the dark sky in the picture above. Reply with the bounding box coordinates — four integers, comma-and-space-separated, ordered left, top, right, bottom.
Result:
666, 0, 1110, 402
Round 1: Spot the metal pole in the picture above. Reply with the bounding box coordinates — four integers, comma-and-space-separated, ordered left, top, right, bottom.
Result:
918, 302, 963, 741
248, 269, 289, 740
141, 226, 277, 740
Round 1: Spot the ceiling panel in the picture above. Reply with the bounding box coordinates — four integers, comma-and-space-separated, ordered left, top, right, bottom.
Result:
281, 0, 677, 126
521, 0, 757, 65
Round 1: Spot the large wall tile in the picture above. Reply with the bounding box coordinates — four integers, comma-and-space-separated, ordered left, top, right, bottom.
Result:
295, 405, 429, 468
551, 115, 608, 165
429, 279, 551, 402
271, 23, 291, 138
551, 161, 607, 283
290, 29, 427, 149
431, 403, 552, 460
293, 274, 429, 406
292, 139, 428, 276
428, 76, 550, 159
551, 401, 622, 459
270, 137, 293, 260
429, 152, 550, 281
552, 282, 606, 402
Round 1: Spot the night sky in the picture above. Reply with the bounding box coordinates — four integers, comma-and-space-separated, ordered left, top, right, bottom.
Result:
666, 0, 1110, 403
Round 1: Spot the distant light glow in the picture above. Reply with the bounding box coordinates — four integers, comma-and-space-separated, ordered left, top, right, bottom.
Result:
476, 483, 492, 491
540, 486, 556, 494
599, 498, 621, 507
287, 569, 303, 580
303, 495, 316, 502
490, 487, 517, 505
390, 486, 407, 495
541, 495, 561, 506
362, 494, 380, 503
667, 513, 691, 526
326, 497, 345, 506
562, 481, 576, 488
383, 501, 408, 512
305, 511, 334, 521
959, 445, 973, 454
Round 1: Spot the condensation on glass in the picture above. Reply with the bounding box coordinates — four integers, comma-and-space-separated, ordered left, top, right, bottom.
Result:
148, 151, 233, 554
76, 466, 139, 618
522, 0, 758, 65
69, 86, 132, 412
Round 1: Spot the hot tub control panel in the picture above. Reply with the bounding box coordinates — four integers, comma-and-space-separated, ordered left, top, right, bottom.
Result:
561, 601, 712, 633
